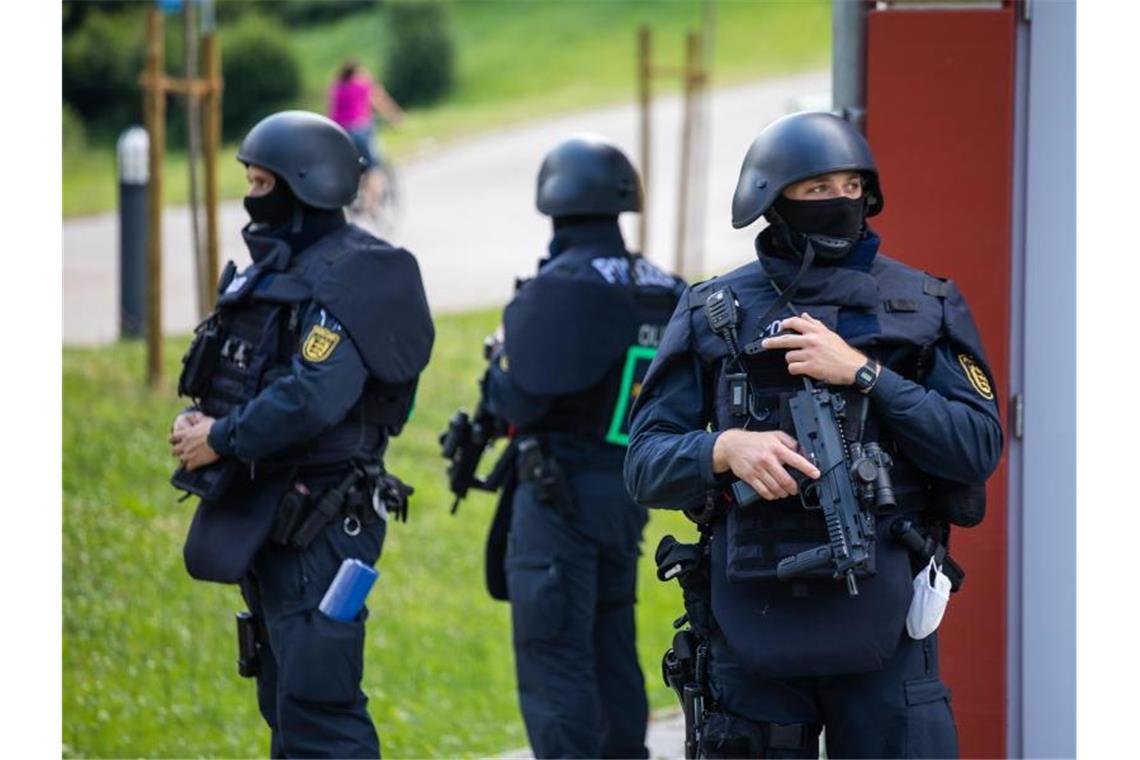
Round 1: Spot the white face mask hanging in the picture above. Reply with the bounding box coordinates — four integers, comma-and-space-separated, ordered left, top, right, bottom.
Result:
906, 557, 952, 640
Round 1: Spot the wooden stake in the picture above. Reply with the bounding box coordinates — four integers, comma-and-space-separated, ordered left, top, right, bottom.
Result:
201, 32, 222, 308
637, 25, 651, 255
144, 6, 165, 387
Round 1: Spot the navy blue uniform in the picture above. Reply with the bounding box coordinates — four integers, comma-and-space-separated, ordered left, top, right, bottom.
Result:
483, 219, 684, 758
178, 217, 433, 758
624, 232, 1002, 758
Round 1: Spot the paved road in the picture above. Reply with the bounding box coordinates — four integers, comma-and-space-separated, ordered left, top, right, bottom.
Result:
63, 71, 828, 345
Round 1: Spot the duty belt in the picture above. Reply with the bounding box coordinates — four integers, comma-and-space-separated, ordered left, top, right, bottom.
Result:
271, 464, 410, 548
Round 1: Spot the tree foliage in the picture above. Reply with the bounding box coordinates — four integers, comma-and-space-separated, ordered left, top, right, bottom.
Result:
220, 17, 303, 141
383, 1, 455, 108
62, 9, 146, 137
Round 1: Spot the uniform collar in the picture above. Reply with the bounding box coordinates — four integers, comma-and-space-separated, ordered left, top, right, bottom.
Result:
756, 227, 880, 272
242, 211, 349, 271
756, 229, 881, 311
547, 217, 625, 259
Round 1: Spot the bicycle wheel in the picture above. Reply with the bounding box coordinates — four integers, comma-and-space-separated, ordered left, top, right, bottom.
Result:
372, 157, 400, 231
349, 163, 400, 235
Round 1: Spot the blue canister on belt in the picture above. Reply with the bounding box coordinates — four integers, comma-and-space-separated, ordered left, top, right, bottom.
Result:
318, 558, 379, 622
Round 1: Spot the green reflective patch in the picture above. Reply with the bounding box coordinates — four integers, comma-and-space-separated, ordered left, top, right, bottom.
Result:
605, 345, 658, 446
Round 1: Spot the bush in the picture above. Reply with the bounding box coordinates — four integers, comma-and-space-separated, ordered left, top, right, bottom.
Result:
220, 18, 302, 140
62, 9, 145, 137
383, 1, 455, 108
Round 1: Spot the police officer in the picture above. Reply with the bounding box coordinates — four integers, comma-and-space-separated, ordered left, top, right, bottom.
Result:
624, 112, 1003, 758
168, 110, 434, 758
477, 135, 685, 758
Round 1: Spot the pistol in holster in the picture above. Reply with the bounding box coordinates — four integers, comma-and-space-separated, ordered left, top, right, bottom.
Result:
661, 628, 710, 760
516, 437, 575, 520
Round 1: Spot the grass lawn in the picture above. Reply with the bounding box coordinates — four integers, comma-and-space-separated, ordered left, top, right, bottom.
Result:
63, 0, 829, 217
63, 308, 699, 758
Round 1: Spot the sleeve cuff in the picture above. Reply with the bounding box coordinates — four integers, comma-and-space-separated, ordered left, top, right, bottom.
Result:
208, 415, 236, 458
869, 365, 903, 406
698, 430, 723, 487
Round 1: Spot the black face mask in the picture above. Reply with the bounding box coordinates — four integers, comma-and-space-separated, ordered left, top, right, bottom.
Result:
243, 179, 295, 229
772, 195, 866, 240
766, 195, 867, 262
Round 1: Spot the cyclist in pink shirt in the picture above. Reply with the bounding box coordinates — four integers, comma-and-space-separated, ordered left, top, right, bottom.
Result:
329, 61, 404, 208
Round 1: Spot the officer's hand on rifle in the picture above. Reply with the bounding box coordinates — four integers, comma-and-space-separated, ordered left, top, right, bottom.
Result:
712, 429, 820, 501
170, 415, 220, 471
762, 313, 868, 386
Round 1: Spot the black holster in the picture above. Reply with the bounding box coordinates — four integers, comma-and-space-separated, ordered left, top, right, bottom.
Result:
272, 466, 378, 549
236, 610, 263, 679
656, 533, 715, 759
661, 629, 709, 760
516, 437, 575, 519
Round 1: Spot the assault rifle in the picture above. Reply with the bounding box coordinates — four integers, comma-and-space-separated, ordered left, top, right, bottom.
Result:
439, 398, 509, 513
731, 379, 890, 596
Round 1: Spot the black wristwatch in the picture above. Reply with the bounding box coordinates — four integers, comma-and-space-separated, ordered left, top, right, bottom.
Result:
853, 360, 880, 394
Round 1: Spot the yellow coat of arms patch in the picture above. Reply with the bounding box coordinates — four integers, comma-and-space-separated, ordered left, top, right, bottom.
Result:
957, 354, 994, 400
302, 325, 341, 363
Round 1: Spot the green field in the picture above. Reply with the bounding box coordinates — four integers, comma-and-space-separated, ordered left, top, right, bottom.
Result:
63, 0, 830, 217
63, 309, 700, 758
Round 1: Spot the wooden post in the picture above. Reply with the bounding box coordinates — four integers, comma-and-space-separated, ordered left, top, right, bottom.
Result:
184, 2, 207, 320
143, 6, 165, 388
674, 30, 699, 278
637, 25, 651, 255
201, 31, 222, 307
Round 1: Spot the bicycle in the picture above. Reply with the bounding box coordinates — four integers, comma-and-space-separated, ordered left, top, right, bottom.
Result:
348, 135, 400, 235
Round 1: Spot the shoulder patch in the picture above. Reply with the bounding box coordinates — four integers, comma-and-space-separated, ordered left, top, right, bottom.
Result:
302, 325, 341, 363
957, 354, 994, 400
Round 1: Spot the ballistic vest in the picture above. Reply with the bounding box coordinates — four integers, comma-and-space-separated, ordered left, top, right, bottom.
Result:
178, 224, 431, 469
678, 252, 958, 677
502, 246, 684, 449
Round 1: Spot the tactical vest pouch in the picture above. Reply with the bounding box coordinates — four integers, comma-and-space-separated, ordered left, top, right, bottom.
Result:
200, 303, 287, 418
359, 378, 418, 434
927, 479, 986, 527
178, 315, 222, 399
171, 459, 239, 502
724, 501, 877, 582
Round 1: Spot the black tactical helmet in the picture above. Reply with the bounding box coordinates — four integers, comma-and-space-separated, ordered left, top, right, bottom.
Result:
536, 135, 642, 217
731, 112, 884, 229
237, 110, 364, 209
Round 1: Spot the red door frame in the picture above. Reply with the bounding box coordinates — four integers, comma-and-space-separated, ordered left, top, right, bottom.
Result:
865, 4, 1017, 757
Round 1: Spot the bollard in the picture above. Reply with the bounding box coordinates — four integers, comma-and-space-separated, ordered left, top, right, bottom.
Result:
118, 126, 149, 339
